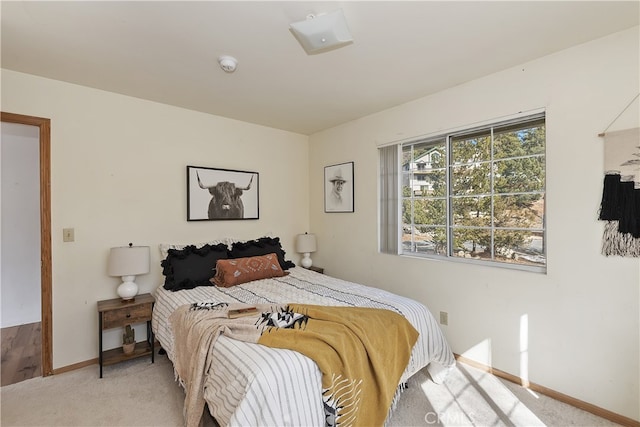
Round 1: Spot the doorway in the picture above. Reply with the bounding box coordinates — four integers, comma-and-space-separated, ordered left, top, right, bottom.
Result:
0, 112, 52, 382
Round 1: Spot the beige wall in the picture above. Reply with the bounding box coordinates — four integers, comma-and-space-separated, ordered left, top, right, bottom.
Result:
308, 27, 639, 420
1, 69, 310, 367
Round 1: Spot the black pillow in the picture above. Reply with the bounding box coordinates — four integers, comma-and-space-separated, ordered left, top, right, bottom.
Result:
229, 237, 295, 270
161, 243, 229, 291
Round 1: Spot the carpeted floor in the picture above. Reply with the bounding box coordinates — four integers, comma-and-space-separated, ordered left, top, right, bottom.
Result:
1, 352, 620, 427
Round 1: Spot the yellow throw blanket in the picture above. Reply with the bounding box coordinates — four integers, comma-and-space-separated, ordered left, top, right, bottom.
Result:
259, 304, 419, 427
169, 302, 418, 427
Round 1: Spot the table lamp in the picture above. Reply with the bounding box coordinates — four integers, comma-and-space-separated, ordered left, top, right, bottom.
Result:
107, 243, 150, 301
295, 233, 317, 269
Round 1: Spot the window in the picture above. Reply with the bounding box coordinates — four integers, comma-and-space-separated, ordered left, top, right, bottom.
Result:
380, 114, 546, 272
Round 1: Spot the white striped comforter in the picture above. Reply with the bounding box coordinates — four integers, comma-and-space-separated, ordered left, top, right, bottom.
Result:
152, 267, 455, 427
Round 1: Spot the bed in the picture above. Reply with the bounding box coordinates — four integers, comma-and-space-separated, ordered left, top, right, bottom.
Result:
151, 238, 455, 426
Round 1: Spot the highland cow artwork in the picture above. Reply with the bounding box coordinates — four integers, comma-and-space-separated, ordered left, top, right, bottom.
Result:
187, 166, 259, 221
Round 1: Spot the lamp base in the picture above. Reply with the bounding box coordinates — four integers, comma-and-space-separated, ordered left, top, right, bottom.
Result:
117, 275, 139, 301
300, 253, 313, 269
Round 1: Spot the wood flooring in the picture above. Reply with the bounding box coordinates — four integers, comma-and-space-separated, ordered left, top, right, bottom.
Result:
1, 322, 42, 386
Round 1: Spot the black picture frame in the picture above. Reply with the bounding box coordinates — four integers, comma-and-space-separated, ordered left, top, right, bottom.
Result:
324, 161, 354, 213
187, 166, 259, 221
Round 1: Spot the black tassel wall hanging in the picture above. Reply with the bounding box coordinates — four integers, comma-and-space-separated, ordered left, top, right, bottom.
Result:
599, 173, 640, 257
598, 126, 640, 257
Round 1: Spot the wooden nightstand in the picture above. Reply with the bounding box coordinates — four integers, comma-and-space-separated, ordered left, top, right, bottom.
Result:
97, 293, 155, 378
307, 266, 324, 274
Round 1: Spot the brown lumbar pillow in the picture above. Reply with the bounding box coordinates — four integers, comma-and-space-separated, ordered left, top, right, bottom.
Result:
211, 253, 286, 287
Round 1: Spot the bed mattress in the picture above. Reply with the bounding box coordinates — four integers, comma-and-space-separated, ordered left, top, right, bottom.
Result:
152, 266, 454, 426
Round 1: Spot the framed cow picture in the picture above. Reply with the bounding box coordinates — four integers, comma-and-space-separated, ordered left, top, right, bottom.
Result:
187, 166, 259, 221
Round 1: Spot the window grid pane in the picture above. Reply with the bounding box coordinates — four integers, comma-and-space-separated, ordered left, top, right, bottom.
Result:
402, 138, 447, 254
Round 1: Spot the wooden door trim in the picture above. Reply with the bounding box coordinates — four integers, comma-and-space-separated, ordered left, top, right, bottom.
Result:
1, 111, 53, 376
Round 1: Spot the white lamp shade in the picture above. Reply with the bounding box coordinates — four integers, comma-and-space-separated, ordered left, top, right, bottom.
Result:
108, 245, 149, 300
290, 9, 353, 54
296, 233, 317, 254
107, 246, 150, 277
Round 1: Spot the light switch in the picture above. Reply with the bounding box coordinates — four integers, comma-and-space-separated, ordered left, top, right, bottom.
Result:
63, 228, 75, 242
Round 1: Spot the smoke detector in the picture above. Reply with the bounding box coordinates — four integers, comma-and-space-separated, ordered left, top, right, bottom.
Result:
218, 55, 238, 73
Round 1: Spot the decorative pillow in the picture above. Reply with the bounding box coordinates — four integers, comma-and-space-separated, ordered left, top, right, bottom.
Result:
162, 243, 229, 291
159, 238, 234, 261
211, 253, 286, 287
229, 237, 295, 270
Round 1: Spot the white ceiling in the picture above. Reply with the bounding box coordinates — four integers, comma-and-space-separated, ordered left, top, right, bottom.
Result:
2, 1, 638, 135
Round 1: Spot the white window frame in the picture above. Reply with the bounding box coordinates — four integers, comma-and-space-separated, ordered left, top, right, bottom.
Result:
380, 112, 546, 273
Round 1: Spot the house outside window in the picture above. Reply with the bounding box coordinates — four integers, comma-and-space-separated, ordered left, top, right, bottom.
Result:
382, 113, 546, 272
